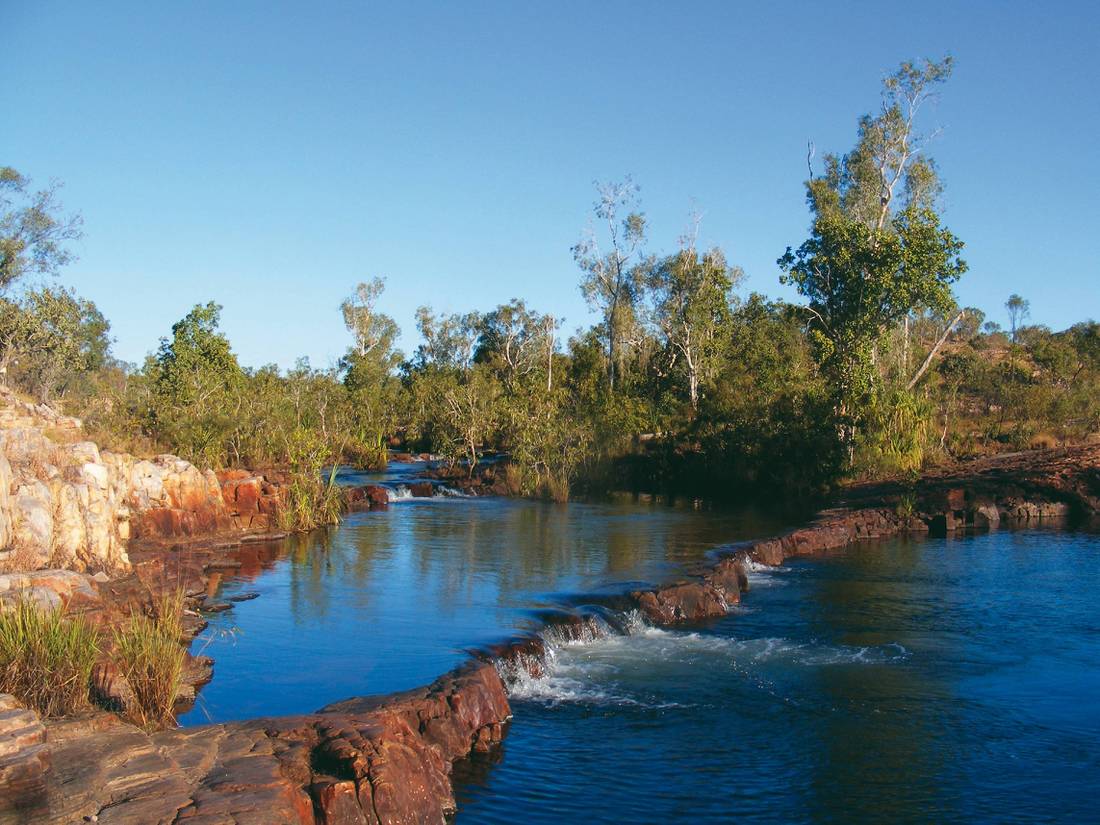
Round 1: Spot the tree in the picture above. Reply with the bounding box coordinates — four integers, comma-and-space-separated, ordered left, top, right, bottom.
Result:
20, 288, 109, 403
0, 287, 109, 402
0, 167, 83, 292
147, 302, 243, 466
573, 179, 648, 391
341, 278, 401, 362
340, 279, 403, 467
778, 57, 967, 442
474, 299, 558, 390
1005, 294, 1030, 342
647, 227, 741, 409
412, 306, 480, 372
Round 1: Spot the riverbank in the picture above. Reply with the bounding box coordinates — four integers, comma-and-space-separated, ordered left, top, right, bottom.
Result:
2, 443, 1097, 823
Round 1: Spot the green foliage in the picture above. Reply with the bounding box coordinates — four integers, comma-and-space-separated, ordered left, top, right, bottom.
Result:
779, 57, 967, 442
112, 591, 186, 730
0, 286, 111, 403
146, 302, 243, 466
573, 179, 649, 391
0, 599, 100, 717
853, 389, 934, 477
0, 167, 83, 291
278, 428, 344, 531
647, 244, 740, 409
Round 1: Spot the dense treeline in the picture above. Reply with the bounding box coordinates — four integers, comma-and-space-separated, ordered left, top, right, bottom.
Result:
2, 58, 1097, 504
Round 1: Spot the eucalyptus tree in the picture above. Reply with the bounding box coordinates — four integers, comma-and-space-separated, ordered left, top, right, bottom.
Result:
412, 305, 480, 372
1005, 294, 1030, 342
341, 278, 401, 363
647, 229, 741, 410
405, 305, 500, 470
340, 278, 403, 465
778, 57, 967, 441
474, 299, 559, 390
573, 178, 649, 392
0, 167, 83, 291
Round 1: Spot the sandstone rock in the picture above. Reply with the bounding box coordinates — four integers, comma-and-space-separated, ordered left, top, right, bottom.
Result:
33, 662, 510, 825
0, 694, 49, 825
634, 581, 729, 624
346, 485, 390, 510
974, 503, 1000, 528
410, 481, 434, 498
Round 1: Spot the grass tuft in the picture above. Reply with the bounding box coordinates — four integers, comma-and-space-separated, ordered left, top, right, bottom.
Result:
113, 590, 186, 729
0, 598, 100, 717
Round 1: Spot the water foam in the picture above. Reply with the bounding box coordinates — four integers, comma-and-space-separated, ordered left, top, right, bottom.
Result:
743, 557, 791, 588
385, 485, 414, 502
496, 605, 909, 708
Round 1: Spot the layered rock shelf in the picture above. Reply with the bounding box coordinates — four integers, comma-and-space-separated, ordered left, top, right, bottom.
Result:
2, 663, 510, 825
0, 388, 294, 576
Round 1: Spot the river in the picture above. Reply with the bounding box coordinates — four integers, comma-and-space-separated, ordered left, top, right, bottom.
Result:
183, 472, 1100, 823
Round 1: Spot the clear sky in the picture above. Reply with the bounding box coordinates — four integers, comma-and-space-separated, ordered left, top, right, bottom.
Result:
4, 1, 1098, 370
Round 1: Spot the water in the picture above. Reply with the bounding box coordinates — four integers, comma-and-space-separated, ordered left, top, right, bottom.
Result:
180, 488, 783, 724
182, 486, 1100, 823
454, 527, 1100, 824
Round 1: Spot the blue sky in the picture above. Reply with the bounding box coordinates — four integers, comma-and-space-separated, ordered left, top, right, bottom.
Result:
4, 1, 1098, 370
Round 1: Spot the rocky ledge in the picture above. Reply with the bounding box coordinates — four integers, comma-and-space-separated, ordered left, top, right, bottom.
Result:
1, 662, 509, 825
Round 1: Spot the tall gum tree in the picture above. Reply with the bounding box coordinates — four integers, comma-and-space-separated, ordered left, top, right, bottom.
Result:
778, 57, 967, 441
647, 219, 742, 410
573, 178, 648, 392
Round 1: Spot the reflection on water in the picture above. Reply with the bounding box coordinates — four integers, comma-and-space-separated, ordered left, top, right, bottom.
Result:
180, 496, 784, 724
453, 527, 1100, 824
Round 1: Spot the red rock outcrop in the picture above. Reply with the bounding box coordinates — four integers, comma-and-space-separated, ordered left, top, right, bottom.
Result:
5, 662, 510, 825
216, 471, 285, 530
345, 485, 390, 510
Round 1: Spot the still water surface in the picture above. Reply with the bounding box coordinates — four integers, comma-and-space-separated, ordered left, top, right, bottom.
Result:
183, 483, 1100, 824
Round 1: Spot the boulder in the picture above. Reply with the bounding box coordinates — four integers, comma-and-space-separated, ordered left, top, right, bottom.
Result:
410, 481, 434, 498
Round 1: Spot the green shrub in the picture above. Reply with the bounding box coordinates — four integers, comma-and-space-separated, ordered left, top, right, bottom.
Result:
0, 598, 100, 717
278, 428, 345, 531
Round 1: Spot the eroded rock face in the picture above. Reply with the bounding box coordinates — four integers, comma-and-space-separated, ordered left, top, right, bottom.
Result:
346, 485, 390, 510
0, 389, 276, 576
17, 662, 510, 825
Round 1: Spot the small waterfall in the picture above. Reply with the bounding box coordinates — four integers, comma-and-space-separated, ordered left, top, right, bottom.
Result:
386, 484, 414, 502
492, 614, 612, 684
492, 611, 632, 696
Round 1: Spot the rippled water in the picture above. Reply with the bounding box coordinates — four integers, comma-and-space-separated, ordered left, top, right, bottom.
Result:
454, 527, 1100, 824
